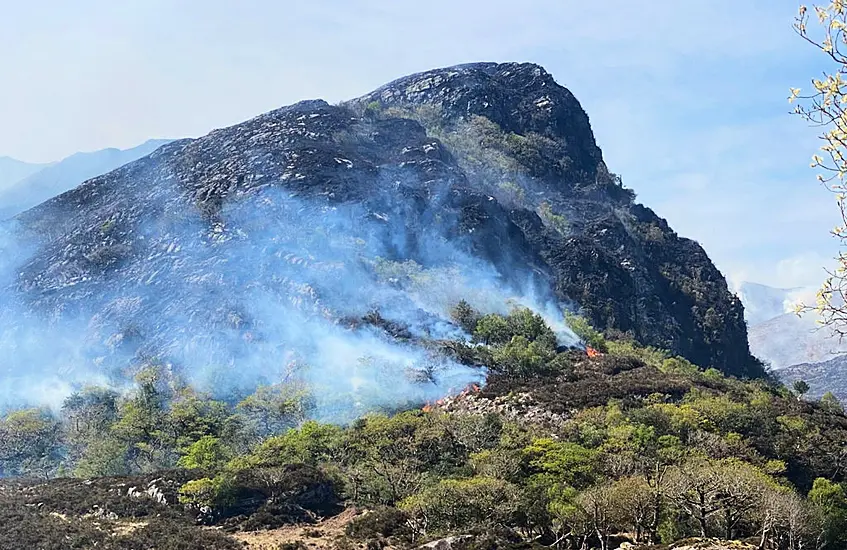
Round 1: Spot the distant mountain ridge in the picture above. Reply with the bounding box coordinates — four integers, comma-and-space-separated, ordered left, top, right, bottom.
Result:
736, 281, 807, 326
0, 139, 172, 220
778, 355, 847, 399
0, 157, 50, 191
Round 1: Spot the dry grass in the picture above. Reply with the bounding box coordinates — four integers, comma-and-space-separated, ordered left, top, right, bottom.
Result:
230, 507, 369, 550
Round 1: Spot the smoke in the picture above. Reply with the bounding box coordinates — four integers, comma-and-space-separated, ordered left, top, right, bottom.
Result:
0, 180, 579, 420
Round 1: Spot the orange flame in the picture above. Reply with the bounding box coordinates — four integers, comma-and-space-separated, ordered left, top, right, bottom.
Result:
585, 346, 603, 358
422, 402, 433, 413
461, 383, 481, 396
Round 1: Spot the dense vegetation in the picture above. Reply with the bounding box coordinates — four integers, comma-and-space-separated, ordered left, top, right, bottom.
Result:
2, 304, 846, 549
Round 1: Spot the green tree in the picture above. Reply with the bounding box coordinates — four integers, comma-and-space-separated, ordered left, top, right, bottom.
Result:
74, 437, 129, 478
821, 391, 844, 413
400, 477, 519, 536
232, 421, 344, 469
450, 300, 481, 334
522, 439, 598, 490
178, 436, 231, 471
808, 477, 847, 548
492, 335, 555, 377
793, 379, 811, 400
564, 313, 607, 352
666, 457, 772, 539
505, 307, 558, 350
62, 386, 120, 467
0, 408, 63, 479
235, 383, 312, 441
473, 314, 510, 345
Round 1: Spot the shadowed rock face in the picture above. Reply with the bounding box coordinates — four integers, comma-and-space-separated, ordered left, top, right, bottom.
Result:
8, 62, 763, 379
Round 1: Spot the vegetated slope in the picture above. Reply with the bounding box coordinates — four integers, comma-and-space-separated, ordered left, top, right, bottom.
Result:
0, 138, 172, 220
6, 62, 762, 384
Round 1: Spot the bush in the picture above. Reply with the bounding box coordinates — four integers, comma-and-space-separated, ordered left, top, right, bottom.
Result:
564, 313, 607, 352
400, 477, 519, 535
178, 476, 232, 509
493, 336, 555, 378
475, 314, 511, 345
346, 506, 412, 540
177, 436, 230, 471
605, 339, 670, 368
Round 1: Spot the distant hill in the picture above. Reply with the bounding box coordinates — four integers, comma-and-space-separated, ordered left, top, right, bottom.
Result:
0, 139, 172, 220
0, 156, 49, 191
778, 354, 847, 399
747, 311, 847, 369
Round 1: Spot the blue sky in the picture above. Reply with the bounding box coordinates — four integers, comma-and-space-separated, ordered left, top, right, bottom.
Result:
0, 0, 838, 289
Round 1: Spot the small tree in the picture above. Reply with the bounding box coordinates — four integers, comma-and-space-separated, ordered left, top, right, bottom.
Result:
474, 314, 511, 345
493, 335, 555, 378
821, 391, 845, 413
450, 300, 481, 334
793, 379, 811, 400
178, 436, 230, 470
808, 477, 847, 548
0, 408, 63, 479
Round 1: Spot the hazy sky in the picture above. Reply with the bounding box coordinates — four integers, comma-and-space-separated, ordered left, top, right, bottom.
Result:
0, 0, 837, 289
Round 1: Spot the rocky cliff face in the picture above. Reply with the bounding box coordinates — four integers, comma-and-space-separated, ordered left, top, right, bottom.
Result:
351, 62, 760, 376
2, 62, 763, 396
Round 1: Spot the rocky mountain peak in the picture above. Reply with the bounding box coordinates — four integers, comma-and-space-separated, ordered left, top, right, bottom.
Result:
351, 62, 603, 186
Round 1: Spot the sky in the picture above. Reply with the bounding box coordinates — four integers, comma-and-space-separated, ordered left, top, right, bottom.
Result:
0, 0, 838, 290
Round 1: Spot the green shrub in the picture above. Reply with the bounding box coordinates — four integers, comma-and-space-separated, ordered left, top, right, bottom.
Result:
177, 436, 230, 471
400, 477, 518, 535
178, 476, 232, 509
564, 313, 607, 352
451, 300, 482, 334
493, 336, 555, 378
474, 314, 511, 345
346, 506, 411, 540
605, 339, 670, 368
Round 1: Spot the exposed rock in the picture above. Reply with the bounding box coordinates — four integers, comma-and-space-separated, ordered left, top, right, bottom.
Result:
660, 538, 757, 550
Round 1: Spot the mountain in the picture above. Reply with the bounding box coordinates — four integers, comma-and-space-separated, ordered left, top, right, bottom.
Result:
0, 62, 764, 409
736, 281, 807, 326
0, 139, 172, 220
0, 156, 49, 190
747, 311, 847, 369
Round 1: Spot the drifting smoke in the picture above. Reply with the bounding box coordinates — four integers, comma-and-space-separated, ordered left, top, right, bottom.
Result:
0, 181, 579, 421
